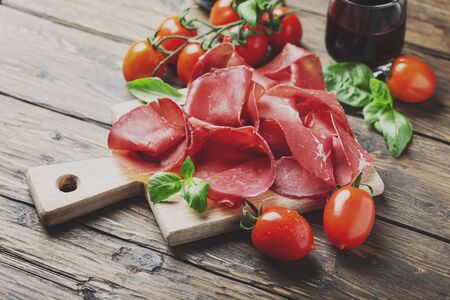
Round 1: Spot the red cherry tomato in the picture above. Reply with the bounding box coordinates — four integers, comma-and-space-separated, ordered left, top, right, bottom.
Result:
386, 56, 437, 103
251, 205, 315, 261
156, 16, 197, 64
122, 40, 166, 82
263, 6, 302, 51
210, 0, 240, 26
177, 43, 206, 85
223, 26, 268, 67
323, 186, 375, 250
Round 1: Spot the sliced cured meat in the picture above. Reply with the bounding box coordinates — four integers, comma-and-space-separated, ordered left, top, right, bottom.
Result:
108, 98, 188, 173
303, 111, 372, 185
272, 157, 335, 198
190, 42, 247, 83
187, 118, 275, 206
257, 43, 326, 90
184, 65, 258, 128
258, 94, 335, 185
267, 84, 352, 135
331, 114, 373, 182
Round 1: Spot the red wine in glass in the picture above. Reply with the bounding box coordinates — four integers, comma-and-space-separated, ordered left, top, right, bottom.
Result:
326, 0, 407, 68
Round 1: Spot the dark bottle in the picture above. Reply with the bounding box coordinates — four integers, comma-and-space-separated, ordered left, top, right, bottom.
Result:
326, 0, 407, 68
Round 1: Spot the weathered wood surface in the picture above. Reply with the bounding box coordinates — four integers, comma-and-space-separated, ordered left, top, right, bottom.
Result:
0, 0, 449, 298
2, 0, 449, 142
0, 90, 449, 298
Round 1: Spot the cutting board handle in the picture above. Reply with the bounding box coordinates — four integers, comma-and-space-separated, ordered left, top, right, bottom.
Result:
26, 157, 147, 226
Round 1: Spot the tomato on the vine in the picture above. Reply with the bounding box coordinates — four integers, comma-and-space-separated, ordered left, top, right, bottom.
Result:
323, 185, 375, 250
209, 0, 240, 26
122, 40, 166, 82
263, 6, 302, 51
223, 25, 268, 67
156, 16, 197, 64
386, 56, 437, 103
241, 202, 315, 261
177, 43, 206, 85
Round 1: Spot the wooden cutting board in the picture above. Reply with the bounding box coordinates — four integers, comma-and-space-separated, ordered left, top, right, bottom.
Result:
27, 100, 384, 246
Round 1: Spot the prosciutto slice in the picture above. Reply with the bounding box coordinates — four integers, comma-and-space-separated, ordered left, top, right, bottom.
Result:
190, 43, 247, 83
257, 43, 326, 90
188, 118, 275, 207
184, 66, 257, 127
108, 98, 188, 173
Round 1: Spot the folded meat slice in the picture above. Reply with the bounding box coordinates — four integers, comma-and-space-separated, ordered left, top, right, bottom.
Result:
184, 65, 258, 128
267, 84, 353, 135
188, 118, 275, 207
258, 94, 335, 186
108, 98, 188, 173
257, 43, 326, 90
303, 111, 373, 185
190, 43, 247, 83
272, 157, 335, 198
331, 114, 373, 182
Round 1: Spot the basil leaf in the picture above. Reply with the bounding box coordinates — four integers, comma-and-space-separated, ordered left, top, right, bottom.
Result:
370, 78, 393, 106
363, 100, 386, 125
323, 62, 374, 107
182, 178, 209, 213
127, 77, 184, 104
237, 0, 257, 28
180, 156, 195, 179
148, 172, 182, 202
376, 108, 413, 158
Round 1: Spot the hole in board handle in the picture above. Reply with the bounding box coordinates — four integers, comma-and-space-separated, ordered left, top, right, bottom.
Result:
56, 174, 79, 193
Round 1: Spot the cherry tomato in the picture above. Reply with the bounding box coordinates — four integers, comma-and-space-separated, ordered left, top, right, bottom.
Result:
323, 186, 375, 250
263, 6, 302, 51
386, 56, 437, 103
209, 0, 240, 26
156, 16, 197, 64
223, 25, 268, 67
122, 40, 166, 82
251, 205, 315, 261
177, 43, 206, 85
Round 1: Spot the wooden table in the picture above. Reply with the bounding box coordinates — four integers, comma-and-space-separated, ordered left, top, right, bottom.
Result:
0, 0, 448, 298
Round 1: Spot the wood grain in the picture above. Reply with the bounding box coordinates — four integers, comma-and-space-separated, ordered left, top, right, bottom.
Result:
0, 92, 449, 297
0, 255, 79, 300
0, 195, 283, 299
0, 3, 449, 142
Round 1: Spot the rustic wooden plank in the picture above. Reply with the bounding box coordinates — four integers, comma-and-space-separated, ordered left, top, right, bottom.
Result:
0, 2, 448, 143
5, 0, 449, 57
0, 195, 283, 300
0, 256, 80, 300
0, 92, 449, 297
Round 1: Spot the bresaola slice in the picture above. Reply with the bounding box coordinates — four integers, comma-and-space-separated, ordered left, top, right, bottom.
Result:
108, 98, 188, 173
188, 118, 275, 207
108, 43, 374, 206
190, 43, 247, 83
184, 66, 257, 127
257, 94, 335, 186
272, 157, 334, 198
257, 43, 326, 90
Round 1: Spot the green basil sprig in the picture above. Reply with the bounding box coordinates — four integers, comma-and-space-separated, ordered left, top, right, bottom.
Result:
363, 79, 412, 158
148, 157, 210, 213
127, 77, 186, 104
323, 62, 374, 107
324, 62, 413, 158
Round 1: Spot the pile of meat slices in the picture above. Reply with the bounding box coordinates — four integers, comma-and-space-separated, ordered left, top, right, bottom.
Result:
108, 43, 373, 207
